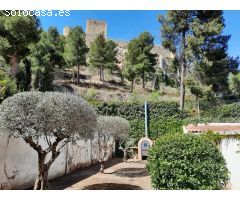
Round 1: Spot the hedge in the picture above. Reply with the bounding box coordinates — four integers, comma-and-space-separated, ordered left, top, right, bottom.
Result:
201, 103, 240, 120
94, 102, 186, 141
146, 134, 229, 190
94, 101, 240, 141
95, 101, 186, 120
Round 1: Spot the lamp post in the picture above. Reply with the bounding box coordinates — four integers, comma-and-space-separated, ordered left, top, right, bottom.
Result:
145, 101, 148, 138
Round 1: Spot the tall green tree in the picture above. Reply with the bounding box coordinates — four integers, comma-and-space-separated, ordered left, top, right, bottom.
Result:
89, 34, 118, 82
64, 26, 88, 85
0, 11, 40, 78
188, 11, 232, 94
31, 27, 64, 91
159, 11, 232, 110
136, 32, 157, 89
124, 32, 157, 91
228, 72, 240, 96
159, 11, 194, 110
123, 39, 139, 92
105, 40, 119, 74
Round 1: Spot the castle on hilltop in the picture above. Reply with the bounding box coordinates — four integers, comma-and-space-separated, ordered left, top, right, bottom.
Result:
64, 19, 174, 72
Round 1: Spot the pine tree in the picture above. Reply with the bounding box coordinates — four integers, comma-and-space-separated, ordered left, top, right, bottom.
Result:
159, 11, 194, 110
159, 11, 233, 109
229, 72, 240, 96
124, 32, 157, 91
89, 34, 106, 82
188, 11, 232, 95
0, 11, 40, 78
123, 38, 139, 92
135, 32, 157, 89
64, 26, 88, 85
89, 34, 118, 82
31, 27, 64, 91
105, 40, 118, 74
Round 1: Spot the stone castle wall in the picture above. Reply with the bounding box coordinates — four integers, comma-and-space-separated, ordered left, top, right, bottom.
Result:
63, 19, 174, 71
86, 19, 107, 46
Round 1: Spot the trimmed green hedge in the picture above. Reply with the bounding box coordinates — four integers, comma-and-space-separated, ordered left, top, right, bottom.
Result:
95, 101, 187, 120
201, 103, 240, 120
147, 134, 229, 190
94, 100, 240, 141
94, 102, 186, 140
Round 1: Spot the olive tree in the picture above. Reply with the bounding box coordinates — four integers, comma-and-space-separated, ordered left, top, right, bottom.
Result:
0, 91, 97, 190
97, 116, 129, 173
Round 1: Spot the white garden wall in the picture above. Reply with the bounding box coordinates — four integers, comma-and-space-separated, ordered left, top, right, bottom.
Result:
0, 135, 114, 189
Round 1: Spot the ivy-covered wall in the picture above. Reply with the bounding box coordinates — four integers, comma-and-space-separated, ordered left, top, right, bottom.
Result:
94, 102, 186, 140
93, 101, 240, 141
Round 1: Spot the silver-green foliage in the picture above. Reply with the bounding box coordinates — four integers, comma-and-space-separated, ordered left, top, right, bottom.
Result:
97, 116, 129, 167
0, 91, 97, 189
97, 116, 130, 141
0, 91, 97, 141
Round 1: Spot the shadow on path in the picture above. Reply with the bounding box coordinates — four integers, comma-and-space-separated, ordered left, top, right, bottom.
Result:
48, 158, 123, 190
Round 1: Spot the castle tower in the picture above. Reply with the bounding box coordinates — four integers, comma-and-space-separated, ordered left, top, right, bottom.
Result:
63, 26, 71, 37
86, 19, 107, 47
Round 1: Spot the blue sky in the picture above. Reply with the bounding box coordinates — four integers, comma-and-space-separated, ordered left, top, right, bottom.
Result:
39, 10, 240, 58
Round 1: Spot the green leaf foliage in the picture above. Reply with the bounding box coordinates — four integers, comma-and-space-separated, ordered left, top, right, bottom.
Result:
0, 11, 40, 64
95, 101, 183, 120
0, 69, 17, 102
124, 32, 157, 90
88, 34, 118, 81
31, 27, 64, 91
228, 72, 240, 96
146, 134, 229, 190
64, 26, 88, 67
95, 101, 187, 141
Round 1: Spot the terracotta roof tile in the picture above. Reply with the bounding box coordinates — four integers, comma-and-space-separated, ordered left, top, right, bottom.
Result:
185, 123, 240, 133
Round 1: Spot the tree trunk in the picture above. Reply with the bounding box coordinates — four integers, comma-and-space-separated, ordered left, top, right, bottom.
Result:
77, 64, 80, 85
131, 79, 134, 92
72, 69, 75, 83
34, 153, 48, 190
121, 74, 124, 85
99, 67, 102, 81
123, 149, 128, 162
101, 67, 105, 83
24, 58, 32, 91
179, 32, 186, 111
196, 97, 200, 120
99, 160, 104, 173
142, 71, 145, 89
9, 52, 19, 78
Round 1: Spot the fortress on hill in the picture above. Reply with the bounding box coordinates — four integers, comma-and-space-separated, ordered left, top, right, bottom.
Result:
63, 19, 174, 71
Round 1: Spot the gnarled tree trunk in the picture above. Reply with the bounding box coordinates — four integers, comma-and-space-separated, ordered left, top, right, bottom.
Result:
34, 153, 48, 190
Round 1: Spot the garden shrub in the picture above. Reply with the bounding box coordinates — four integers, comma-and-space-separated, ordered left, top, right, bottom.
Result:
95, 102, 187, 141
95, 101, 185, 120
0, 70, 17, 103
201, 103, 240, 120
82, 88, 98, 102
147, 134, 229, 190
129, 117, 183, 141
200, 130, 223, 145
149, 117, 183, 139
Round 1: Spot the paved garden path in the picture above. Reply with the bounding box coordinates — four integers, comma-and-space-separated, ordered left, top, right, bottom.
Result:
49, 158, 152, 190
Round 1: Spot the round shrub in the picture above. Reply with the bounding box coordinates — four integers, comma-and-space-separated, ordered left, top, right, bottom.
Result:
146, 134, 229, 190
